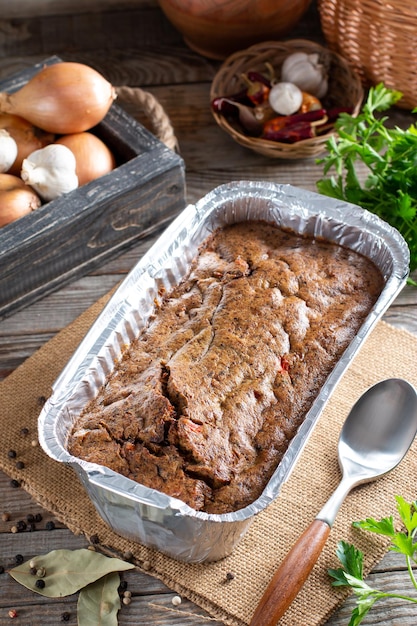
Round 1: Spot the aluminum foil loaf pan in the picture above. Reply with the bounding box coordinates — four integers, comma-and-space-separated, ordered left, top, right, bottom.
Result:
38, 181, 410, 563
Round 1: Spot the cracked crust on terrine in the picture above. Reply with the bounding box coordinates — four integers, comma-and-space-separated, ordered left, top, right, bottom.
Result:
68, 221, 383, 514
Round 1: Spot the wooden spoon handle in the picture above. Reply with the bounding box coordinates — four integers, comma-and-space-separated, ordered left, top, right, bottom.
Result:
249, 518, 331, 626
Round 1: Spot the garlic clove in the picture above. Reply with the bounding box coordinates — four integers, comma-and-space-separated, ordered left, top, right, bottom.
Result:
280, 52, 310, 77
281, 51, 328, 99
0, 128, 18, 173
21, 144, 78, 202
315, 76, 328, 100
268, 82, 303, 116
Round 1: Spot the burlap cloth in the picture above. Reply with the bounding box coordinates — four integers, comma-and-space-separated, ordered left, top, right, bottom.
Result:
1, 292, 417, 626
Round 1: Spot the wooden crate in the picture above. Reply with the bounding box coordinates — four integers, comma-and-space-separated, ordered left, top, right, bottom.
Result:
0, 57, 186, 319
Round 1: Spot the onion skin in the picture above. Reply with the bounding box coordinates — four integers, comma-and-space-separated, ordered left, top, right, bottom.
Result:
0, 113, 55, 176
0, 173, 42, 227
0, 62, 117, 134
56, 132, 116, 186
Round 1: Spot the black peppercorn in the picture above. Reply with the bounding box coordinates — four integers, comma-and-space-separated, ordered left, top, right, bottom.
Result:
7, 450, 17, 459
10, 479, 20, 488
34, 513, 42, 523
118, 579, 128, 593
15, 461, 25, 470
16, 520, 27, 532
61, 612, 71, 622
30, 567, 37, 576
26, 514, 35, 523
45, 521, 55, 531
0, 565, 4, 575
35, 579, 45, 589
90, 534, 99, 544
20, 427, 29, 437
14, 554, 24, 565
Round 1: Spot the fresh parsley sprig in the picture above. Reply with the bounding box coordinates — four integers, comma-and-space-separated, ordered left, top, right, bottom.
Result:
329, 495, 417, 626
317, 84, 417, 274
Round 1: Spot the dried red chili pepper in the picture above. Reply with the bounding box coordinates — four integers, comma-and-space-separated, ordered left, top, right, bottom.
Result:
246, 70, 272, 89
211, 87, 253, 114
241, 73, 270, 105
314, 107, 355, 135
325, 106, 354, 122
263, 120, 317, 143
262, 108, 327, 140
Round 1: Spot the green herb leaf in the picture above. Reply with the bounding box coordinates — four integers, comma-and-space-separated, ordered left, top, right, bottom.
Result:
77, 572, 121, 626
396, 495, 417, 533
329, 496, 417, 626
348, 591, 385, 626
317, 83, 417, 272
335, 540, 364, 580
9, 549, 134, 597
352, 515, 395, 537
391, 532, 414, 557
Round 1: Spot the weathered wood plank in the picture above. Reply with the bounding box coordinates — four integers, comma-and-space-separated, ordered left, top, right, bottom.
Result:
0, 0, 156, 19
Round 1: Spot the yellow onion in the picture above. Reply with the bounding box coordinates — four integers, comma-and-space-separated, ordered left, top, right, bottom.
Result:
0, 173, 42, 227
0, 62, 117, 134
0, 113, 55, 176
56, 132, 116, 186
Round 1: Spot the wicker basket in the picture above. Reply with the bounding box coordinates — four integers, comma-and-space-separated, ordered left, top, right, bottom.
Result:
318, 0, 417, 110
210, 39, 364, 159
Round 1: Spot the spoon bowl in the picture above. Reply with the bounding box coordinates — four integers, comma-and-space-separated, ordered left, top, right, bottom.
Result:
339, 378, 417, 481
250, 378, 417, 626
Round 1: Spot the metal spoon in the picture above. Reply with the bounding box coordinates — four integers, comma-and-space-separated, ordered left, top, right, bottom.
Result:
249, 378, 417, 626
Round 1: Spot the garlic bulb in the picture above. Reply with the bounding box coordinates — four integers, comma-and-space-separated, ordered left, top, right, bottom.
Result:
0, 128, 18, 173
281, 52, 328, 99
268, 82, 303, 116
21, 144, 78, 202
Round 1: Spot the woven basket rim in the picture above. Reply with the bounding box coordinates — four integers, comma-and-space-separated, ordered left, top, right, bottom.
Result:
210, 38, 364, 158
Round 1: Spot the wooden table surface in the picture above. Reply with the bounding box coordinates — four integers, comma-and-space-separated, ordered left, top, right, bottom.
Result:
1, 2, 416, 624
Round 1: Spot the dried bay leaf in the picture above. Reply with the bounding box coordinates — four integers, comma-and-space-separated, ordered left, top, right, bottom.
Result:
77, 572, 121, 626
9, 549, 135, 597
